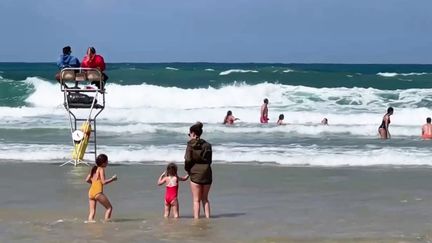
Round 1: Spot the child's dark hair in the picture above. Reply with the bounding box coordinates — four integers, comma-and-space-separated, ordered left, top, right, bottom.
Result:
166, 163, 178, 177
279, 114, 284, 120
189, 122, 203, 137
90, 154, 108, 177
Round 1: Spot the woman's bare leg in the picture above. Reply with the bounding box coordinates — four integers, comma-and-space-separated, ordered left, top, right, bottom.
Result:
88, 199, 96, 221
190, 182, 202, 219
379, 128, 387, 139
201, 184, 211, 218
95, 194, 113, 221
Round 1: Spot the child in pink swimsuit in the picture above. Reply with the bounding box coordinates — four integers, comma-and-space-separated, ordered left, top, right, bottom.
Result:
158, 163, 189, 218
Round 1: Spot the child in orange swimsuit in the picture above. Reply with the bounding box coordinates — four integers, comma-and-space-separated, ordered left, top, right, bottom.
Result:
157, 163, 189, 218
85, 154, 117, 222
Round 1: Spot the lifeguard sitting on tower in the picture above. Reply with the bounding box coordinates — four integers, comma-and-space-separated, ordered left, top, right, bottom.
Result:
81, 47, 108, 89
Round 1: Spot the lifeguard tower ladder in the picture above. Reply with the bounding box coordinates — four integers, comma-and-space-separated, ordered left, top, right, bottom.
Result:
59, 68, 105, 166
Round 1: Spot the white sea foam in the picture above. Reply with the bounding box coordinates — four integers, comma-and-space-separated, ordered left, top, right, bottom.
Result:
283, 69, 294, 73
377, 72, 398, 77
165, 67, 179, 71
96, 123, 423, 137
5, 78, 431, 127
219, 69, 258, 75
19, 78, 388, 109
205, 68, 215, 71
0, 120, 425, 138
377, 72, 428, 77
1, 143, 432, 166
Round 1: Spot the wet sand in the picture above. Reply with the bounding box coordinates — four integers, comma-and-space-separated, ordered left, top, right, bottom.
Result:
1, 163, 432, 242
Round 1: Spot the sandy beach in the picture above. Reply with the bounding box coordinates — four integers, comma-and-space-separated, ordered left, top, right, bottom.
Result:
1, 163, 432, 242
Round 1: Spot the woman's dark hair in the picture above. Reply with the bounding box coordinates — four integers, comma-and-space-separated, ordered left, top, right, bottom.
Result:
427, 117, 431, 123
189, 122, 203, 137
166, 162, 178, 177
387, 107, 394, 114
89, 47, 96, 54
264, 98, 269, 104
279, 114, 284, 120
227, 110, 232, 116
90, 154, 108, 177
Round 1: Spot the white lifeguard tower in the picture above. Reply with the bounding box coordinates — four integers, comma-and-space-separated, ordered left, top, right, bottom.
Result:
59, 68, 106, 166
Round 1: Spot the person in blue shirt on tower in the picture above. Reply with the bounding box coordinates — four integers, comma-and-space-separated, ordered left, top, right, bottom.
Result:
55, 46, 80, 81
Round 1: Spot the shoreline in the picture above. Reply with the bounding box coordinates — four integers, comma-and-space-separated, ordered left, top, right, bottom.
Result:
4, 159, 432, 169
1, 163, 432, 242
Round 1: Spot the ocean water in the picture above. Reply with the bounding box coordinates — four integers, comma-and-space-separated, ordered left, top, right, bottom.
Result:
1, 63, 432, 166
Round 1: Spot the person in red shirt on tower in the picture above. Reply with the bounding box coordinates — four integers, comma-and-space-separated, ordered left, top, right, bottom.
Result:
81, 47, 108, 89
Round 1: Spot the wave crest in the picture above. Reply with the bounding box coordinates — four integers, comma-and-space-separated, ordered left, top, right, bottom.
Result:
377, 72, 428, 77
219, 69, 258, 75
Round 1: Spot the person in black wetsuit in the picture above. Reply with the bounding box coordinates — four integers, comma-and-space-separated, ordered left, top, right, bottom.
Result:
378, 107, 394, 139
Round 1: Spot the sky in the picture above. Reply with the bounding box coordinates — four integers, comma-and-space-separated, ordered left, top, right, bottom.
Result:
0, 0, 431, 63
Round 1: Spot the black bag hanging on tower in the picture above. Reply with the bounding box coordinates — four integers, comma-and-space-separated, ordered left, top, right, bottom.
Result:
67, 93, 95, 104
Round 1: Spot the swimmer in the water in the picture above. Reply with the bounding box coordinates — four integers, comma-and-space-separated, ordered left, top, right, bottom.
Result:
260, 98, 269, 123
378, 107, 394, 139
321, 118, 328, 125
277, 114, 285, 125
223, 110, 240, 125
422, 117, 432, 139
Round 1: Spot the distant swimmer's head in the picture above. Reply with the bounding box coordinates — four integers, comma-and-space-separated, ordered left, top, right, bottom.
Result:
264, 98, 269, 104
427, 117, 431, 123
321, 118, 328, 125
62, 46, 71, 55
227, 110, 232, 116
189, 122, 203, 138
96, 153, 108, 167
279, 114, 284, 120
387, 107, 394, 115
166, 162, 178, 177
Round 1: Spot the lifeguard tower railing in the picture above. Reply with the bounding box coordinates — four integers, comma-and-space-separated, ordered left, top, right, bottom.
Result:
59, 67, 106, 166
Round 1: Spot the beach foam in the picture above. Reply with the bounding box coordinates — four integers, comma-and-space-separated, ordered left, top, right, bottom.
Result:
1, 143, 431, 166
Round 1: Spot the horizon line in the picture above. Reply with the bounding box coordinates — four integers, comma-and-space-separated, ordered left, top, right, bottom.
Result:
0, 61, 431, 65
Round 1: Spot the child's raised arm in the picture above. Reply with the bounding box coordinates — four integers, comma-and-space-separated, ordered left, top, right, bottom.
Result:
179, 174, 189, 181
157, 171, 167, 185
100, 168, 117, 185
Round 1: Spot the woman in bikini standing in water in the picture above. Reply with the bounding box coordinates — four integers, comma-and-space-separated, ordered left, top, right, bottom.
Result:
378, 107, 394, 139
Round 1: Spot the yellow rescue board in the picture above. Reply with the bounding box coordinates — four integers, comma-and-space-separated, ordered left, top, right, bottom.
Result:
72, 121, 91, 160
